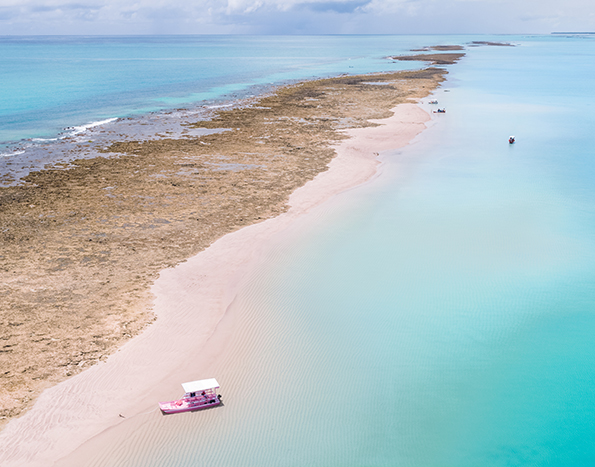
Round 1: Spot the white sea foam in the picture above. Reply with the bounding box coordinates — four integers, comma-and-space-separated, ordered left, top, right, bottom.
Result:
31, 138, 59, 143
67, 118, 119, 136
206, 104, 234, 109
0, 150, 25, 158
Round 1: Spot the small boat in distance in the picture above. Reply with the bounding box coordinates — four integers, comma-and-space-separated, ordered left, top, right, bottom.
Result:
428, 99, 438, 104
159, 378, 222, 414
509, 136, 516, 144
434, 108, 446, 113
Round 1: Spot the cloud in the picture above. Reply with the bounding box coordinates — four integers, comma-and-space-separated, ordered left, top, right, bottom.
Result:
293, 0, 371, 14
0, 0, 594, 35
223, 0, 371, 14
29, 3, 99, 12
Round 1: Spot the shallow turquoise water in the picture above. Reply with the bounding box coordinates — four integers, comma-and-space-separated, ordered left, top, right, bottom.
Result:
248, 36, 595, 466
73, 35, 595, 466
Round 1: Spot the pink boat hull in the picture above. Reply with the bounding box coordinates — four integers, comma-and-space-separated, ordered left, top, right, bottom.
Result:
159, 395, 221, 414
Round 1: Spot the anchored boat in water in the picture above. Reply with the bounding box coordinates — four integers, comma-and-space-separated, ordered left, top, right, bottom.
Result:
159, 378, 222, 414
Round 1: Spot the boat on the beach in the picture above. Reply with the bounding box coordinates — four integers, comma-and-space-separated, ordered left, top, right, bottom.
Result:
159, 378, 222, 414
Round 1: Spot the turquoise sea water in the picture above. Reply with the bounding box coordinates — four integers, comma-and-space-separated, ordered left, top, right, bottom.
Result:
29, 34, 595, 466
0, 35, 445, 149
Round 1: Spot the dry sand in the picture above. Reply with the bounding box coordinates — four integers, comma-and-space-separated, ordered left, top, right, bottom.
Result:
0, 101, 432, 467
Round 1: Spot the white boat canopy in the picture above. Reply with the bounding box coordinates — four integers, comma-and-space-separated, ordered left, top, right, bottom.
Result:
182, 378, 220, 394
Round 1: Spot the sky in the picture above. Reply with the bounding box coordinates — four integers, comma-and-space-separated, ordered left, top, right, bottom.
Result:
0, 0, 594, 35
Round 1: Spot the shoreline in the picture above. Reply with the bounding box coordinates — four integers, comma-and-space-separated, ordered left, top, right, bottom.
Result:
0, 100, 433, 466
